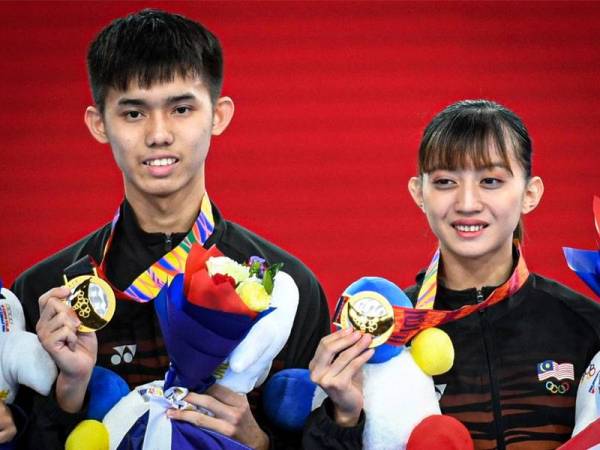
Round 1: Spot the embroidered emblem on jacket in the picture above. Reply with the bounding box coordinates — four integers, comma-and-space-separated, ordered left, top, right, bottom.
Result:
537, 360, 574, 395
111, 344, 137, 365
537, 360, 574, 381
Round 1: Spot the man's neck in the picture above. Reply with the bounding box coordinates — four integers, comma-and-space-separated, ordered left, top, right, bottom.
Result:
125, 187, 205, 234
439, 243, 514, 291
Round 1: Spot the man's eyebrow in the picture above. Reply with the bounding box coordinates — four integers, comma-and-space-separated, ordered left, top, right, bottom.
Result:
166, 93, 197, 104
117, 98, 148, 107
116, 93, 197, 107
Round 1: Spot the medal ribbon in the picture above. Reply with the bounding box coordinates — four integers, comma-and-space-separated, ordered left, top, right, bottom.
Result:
333, 245, 530, 346
386, 245, 529, 345
98, 194, 215, 303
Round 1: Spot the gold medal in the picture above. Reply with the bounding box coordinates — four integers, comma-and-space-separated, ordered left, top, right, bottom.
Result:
339, 291, 395, 348
63, 269, 115, 333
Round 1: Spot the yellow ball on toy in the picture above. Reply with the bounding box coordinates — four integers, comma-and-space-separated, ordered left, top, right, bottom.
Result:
410, 327, 454, 376
65, 419, 109, 450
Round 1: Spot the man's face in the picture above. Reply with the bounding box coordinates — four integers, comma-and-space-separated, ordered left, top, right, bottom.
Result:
90, 75, 227, 201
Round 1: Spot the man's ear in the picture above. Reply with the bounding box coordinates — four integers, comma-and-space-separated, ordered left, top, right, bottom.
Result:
521, 176, 544, 215
84, 106, 109, 144
408, 176, 425, 211
211, 96, 234, 136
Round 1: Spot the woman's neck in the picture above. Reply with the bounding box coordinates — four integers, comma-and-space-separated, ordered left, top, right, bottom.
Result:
439, 243, 514, 291
125, 187, 205, 234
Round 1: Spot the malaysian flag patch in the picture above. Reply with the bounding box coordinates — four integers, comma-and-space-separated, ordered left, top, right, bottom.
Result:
537, 360, 575, 381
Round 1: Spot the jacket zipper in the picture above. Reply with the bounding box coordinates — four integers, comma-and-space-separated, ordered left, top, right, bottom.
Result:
477, 288, 505, 450
164, 233, 173, 252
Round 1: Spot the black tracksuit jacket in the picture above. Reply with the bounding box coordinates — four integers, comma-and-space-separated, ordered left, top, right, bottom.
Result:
304, 272, 600, 449
11, 200, 330, 450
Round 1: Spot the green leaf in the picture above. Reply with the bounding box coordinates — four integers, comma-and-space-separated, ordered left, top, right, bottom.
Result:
263, 263, 283, 295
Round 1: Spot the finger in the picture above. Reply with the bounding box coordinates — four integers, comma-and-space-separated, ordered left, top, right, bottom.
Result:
38, 309, 80, 337
205, 384, 244, 407
39, 286, 71, 314
38, 296, 76, 327
183, 392, 235, 419
310, 328, 358, 368
335, 345, 374, 383
318, 345, 373, 401
310, 330, 364, 377
168, 409, 235, 437
42, 324, 79, 352
327, 334, 373, 377
0, 427, 17, 444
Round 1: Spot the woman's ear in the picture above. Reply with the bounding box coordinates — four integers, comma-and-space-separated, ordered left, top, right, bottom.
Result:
84, 106, 109, 144
211, 96, 235, 136
408, 176, 425, 211
522, 176, 544, 215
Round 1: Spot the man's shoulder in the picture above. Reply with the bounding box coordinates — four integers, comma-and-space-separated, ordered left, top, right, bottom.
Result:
217, 219, 321, 292
12, 223, 112, 305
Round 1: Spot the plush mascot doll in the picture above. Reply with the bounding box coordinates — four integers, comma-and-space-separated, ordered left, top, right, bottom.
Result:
559, 196, 600, 449
263, 276, 473, 450
0, 281, 58, 450
66, 244, 300, 450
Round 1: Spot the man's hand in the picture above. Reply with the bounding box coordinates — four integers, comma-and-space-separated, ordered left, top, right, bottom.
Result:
36, 286, 97, 413
167, 383, 269, 450
0, 401, 16, 444
308, 328, 374, 427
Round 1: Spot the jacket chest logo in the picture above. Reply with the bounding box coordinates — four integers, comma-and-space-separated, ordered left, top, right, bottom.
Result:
111, 344, 137, 365
537, 360, 574, 394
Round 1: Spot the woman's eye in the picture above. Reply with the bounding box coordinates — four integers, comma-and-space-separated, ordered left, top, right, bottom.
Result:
432, 178, 455, 187
481, 178, 503, 187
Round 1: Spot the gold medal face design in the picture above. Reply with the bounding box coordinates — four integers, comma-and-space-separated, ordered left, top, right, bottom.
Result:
64, 274, 115, 333
340, 291, 394, 348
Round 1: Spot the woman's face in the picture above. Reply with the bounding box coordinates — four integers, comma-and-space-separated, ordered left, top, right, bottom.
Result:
408, 146, 543, 263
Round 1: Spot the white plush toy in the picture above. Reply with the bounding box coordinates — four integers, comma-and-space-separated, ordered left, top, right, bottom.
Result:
263, 277, 473, 450
0, 284, 58, 404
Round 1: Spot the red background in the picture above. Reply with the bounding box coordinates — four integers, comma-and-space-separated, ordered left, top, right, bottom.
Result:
1, 1, 599, 308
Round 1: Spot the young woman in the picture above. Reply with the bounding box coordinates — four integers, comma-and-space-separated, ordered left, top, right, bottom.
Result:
304, 100, 600, 449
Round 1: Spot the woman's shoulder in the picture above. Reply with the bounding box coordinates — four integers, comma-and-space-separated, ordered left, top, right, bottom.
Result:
530, 272, 600, 336
530, 273, 598, 305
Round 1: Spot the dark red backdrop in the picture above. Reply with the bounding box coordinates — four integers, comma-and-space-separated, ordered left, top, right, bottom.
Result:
1, 1, 599, 309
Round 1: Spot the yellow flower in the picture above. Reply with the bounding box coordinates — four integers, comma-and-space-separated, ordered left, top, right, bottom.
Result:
236, 279, 270, 312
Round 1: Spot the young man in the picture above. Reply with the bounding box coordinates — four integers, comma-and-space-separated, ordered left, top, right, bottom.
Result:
8, 9, 329, 450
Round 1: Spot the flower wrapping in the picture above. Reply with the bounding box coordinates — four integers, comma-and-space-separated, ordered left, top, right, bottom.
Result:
563, 196, 600, 298
563, 196, 600, 446
100, 244, 299, 450
157, 244, 276, 392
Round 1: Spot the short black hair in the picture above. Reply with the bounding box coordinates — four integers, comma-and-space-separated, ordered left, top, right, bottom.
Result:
87, 9, 223, 113
418, 99, 532, 178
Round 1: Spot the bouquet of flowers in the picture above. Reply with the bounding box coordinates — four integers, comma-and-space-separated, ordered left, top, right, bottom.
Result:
98, 244, 299, 450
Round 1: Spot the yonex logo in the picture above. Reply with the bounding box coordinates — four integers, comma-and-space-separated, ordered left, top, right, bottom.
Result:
111, 345, 137, 365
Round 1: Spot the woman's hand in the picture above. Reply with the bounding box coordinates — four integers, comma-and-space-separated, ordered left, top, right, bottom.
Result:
309, 328, 374, 427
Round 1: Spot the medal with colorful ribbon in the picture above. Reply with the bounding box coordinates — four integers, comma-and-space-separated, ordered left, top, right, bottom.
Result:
334, 246, 530, 346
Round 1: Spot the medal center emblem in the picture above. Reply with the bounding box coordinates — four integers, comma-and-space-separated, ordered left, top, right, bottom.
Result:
340, 291, 394, 347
